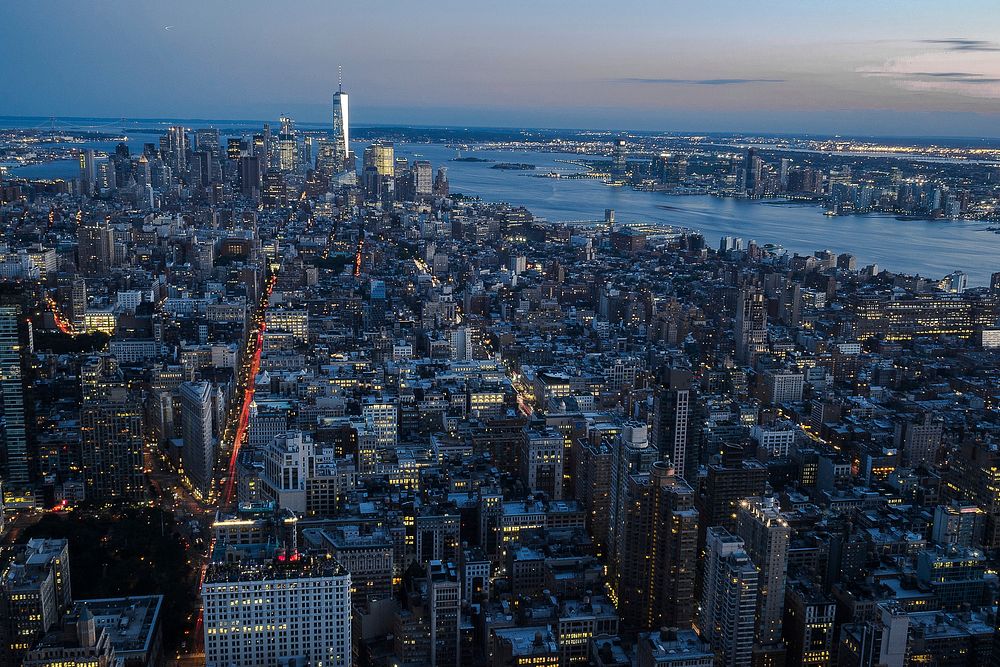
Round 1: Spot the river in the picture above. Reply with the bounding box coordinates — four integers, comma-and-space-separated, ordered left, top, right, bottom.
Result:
6, 119, 998, 284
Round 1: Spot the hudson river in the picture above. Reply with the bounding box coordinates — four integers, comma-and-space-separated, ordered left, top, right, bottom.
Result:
9, 124, 999, 284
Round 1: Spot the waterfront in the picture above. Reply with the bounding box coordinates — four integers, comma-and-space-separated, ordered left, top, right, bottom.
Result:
398, 143, 1000, 285
7, 121, 999, 284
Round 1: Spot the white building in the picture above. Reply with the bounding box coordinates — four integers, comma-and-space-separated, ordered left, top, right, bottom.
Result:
363, 398, 398, 448
764, 370, 804, 405
751, 424, 798, 458
701, 527, 757, 667
202, 555, 351, 667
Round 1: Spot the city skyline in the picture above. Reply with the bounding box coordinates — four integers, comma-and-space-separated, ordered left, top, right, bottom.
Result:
6, 5, 1000, 667
4, 1, 1000, 136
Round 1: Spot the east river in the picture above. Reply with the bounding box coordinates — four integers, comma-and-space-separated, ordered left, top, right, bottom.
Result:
8, 123, 999, 284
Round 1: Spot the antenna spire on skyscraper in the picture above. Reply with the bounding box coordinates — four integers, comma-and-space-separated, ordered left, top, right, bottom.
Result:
338, 65, 343, 92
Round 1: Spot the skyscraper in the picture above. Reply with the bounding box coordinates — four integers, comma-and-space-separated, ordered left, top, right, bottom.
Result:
277, 115, 298, 172
161, 126, 188, 174
651, 365, 692, 478
700, 527, 757, 667
0, 294, 30, 487
412, 160, 433, 198
76, 218, 114, 277
608, 423, 658, 595
612, 137, 627, 179
80, 400, 146, 501
616, 461, 699, 633
180, 381, 215, 499
735, 286, 767, 364
363, 142, 395, 178
78, 149, 96, 195
736, 496, 790, 649
332, 81, 350, 171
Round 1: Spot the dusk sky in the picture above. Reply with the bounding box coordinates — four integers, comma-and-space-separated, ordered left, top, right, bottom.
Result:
4, 1, 1000, 136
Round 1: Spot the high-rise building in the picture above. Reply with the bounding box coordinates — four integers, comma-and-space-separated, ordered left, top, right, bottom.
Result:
735, 287, 767, 363
611, 137, 627, 179
0, 539, 72, 667
736, 496, 790, 649
332, 83, 350, 170
572, 436, 613, 554
945, 439, 1000, 549
413, 160, 433, 197
616, 461, 698, 633
607, 423, 658, 592
392, 560, 462, 667
194, 127, 220, 154
931, 501, 985, 548
226, 137, 245, 161
783, 581, 836, 666
651, 366, 691, 478
697, 446, 768, 543
837, 601, 908, 667
202, 553, 351, 667
237, 155, 262, 199
21, 606, 116, 667
180, 381, 215, 499
79, 400, 146, 501
0, 294, 30, 488
433, 167, 449, 197
78, 149, 96, 195
363, 397, 398, 448
363, 142, 395, 179
76, 218, 114, 277
700, 527, 757, 667
893, 412, 943, 466
426, 561, 460, 667
277, 115, 298, 172
160, 126, 188, 174
520, 429, 564, 500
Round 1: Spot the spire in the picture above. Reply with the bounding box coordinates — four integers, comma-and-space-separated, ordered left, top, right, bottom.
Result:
338, 65, 343, 93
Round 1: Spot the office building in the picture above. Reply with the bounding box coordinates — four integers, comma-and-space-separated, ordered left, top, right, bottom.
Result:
77, 218, 114, 277
697, 446, 768, 541
393, 561, 461, 667
521, 429, 564, 500
364, 142, 395, 178
931, 501, 985, 548
332, 83, 350, 170
735, 287, 767, 363
180, 381, 216, 499
202, 553, 351, 667
73, 596, 164, 667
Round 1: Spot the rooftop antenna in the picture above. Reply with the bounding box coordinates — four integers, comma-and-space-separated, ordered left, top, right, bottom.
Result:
338, 65, 343, 93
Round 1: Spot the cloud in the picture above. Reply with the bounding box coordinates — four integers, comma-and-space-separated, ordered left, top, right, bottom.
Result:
917, 39, 1000, 52
858, 42, 1000, 99
614, 77, 784, 86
